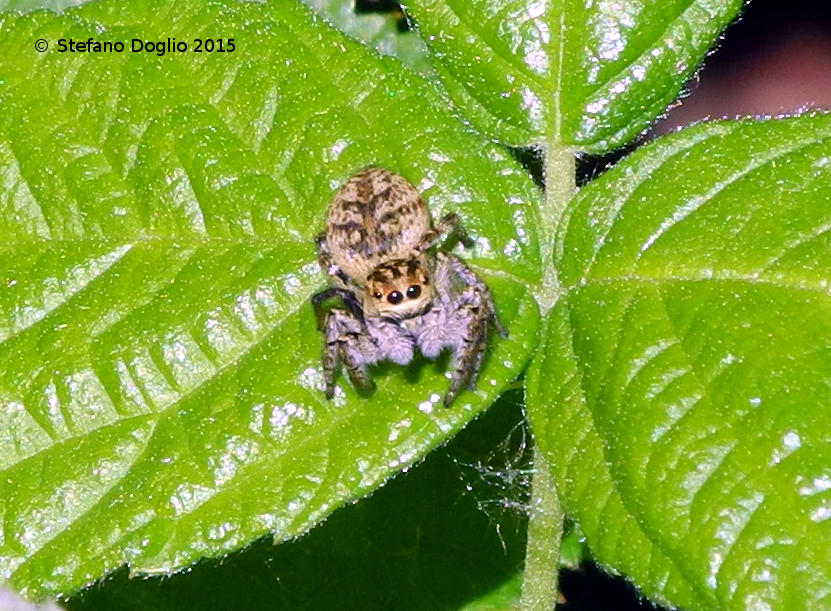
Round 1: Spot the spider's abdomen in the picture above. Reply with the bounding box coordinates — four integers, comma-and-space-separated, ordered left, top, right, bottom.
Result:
325, 168, 431, 281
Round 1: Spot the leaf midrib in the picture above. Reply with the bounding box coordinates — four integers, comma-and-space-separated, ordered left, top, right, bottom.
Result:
576, 274, 831, 298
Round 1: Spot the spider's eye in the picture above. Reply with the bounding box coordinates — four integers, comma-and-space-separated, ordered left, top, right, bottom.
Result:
387, 291, 404, 305
373, 292, 383, 299
406, 285, 421, 299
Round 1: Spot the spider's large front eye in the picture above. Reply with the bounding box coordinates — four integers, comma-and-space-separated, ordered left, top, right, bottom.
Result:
406, 285, 421, 299
387, 291, 403, 305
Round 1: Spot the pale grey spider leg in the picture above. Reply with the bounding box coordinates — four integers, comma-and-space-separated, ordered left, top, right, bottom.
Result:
322, 307, 377, 398
415, 253, 505, 406
443, 285, 492, 406
441, 252, 506, 337
321, 307, 416, 398
417, 212, 474, 252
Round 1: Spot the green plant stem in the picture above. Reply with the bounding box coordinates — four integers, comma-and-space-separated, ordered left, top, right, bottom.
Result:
538, 145, 575, 312
520, 143, 574, 608
520, 445, 564, 610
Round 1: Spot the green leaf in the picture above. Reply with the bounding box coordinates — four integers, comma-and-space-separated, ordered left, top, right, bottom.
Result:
401, 0, 743, 151
0, 0, 541, 597
0, 0, 79, 12
301, 0, 433, 75
529, 114, 831, 608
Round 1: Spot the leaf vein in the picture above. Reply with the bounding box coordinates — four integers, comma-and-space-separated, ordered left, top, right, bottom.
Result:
9, 415, 161, 577
443, 0, 540, 81
756, 217, 831, 276
1, 244, 133, 347
572, 125, 731, 282
580, 0, 697, 103
633, 136, 831, 263
583, 274, 831, 297
564, 293, 713, 600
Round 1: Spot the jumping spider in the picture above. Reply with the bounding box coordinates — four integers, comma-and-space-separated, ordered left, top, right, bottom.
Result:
312, 167, 505, 406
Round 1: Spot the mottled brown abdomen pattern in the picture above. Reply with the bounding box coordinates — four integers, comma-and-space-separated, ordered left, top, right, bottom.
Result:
325, 168, 431, 281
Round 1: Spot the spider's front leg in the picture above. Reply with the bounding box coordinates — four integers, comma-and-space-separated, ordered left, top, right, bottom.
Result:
313, 233, 367, 330
417, 252, 505, 406
311, 287, 364, 331
442, 286, 493, 406
318, 307, 416, 398
441, 252, 506, 336
320, 307, 376, 398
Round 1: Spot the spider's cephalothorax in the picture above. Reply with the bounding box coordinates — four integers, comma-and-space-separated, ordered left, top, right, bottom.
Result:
312, 167, 505, 406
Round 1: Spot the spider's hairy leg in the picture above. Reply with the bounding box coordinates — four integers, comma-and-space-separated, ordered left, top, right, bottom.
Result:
311, 287, 364, 331
443, 289, 491, 406
417, 212, 474, 252
312, 234, 366, 331
319, 308, 415, 398
316, 233, 351, 286
321, 307, 376, 398
418, 253, 505, 406
442, 253, 507, 337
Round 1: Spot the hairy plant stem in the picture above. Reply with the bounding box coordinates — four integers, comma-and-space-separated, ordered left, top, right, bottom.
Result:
520, 143, 575, 609
520, 446, 565, 610
537, 145, 575, 313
